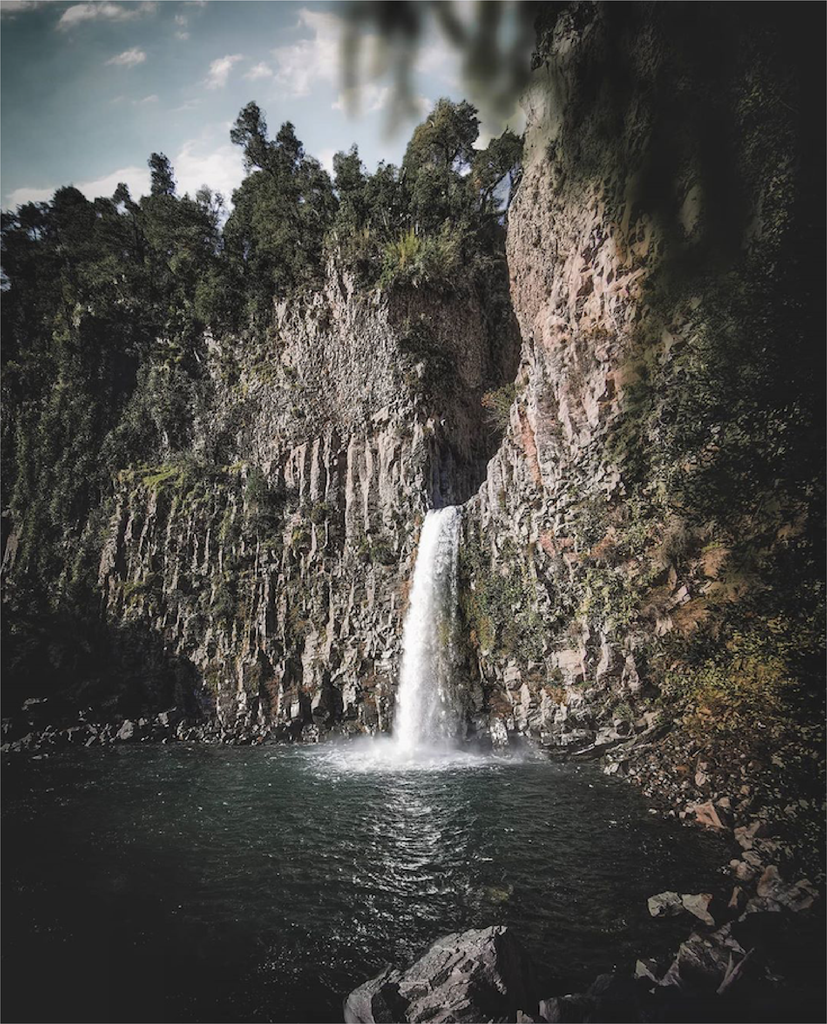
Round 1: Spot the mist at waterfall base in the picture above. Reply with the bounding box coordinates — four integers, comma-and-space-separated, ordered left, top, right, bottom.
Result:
4, 511, 730, 1024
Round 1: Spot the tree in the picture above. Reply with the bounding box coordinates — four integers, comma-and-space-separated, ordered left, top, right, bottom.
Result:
400, 99, 482, 234
362, 162, 407, 238
148, 153, 176, 197
230, 101, 270, 172
471, 128, 523, 213
274, 122, 303, 172
226, 108, 336, 318
403, 98, 480, 174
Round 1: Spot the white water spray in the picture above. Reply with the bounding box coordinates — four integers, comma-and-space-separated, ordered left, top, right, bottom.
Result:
393, 506, 462, 755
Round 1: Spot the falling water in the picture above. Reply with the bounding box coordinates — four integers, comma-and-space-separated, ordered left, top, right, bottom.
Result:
394, 506, 462, 755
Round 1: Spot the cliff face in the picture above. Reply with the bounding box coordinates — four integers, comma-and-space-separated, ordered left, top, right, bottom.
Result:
94, 272, 519, 739
454, 3, 824, 763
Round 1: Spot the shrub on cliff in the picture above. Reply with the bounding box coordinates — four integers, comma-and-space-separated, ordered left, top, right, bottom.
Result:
379, 225, 464, 290
481, 383, 517, 433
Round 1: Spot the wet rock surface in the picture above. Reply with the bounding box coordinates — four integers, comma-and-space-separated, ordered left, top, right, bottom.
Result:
344, 927, 536, 1024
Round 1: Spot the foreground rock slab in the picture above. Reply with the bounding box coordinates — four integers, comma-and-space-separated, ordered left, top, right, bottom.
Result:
344, 926, 536, 1024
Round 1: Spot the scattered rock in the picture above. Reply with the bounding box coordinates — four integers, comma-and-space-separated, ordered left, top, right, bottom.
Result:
116, 720, 135, 742
686, 800, 725, 830
733, 860, 759, 883
734, 825, 755, 850
634, 958, 660, 982
716, 948, 755, 996
755, 867, 818, 912
648, 891, 683, 918
681, 893, 715, 927
756, 864, 782, 898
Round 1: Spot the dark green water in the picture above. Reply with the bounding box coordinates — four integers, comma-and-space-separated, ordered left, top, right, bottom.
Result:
3, 742, 729, 1023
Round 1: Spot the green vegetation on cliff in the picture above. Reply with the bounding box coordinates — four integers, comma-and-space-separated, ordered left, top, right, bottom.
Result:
0, 98, 521, 711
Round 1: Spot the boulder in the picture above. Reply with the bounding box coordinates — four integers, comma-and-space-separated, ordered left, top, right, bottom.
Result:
344, 926, 537, 1024
681, 893, 715, 927
343, 967, 408, 1024
755, 867, 817, 912
537, 975, 645, 1023
634, 959, 661, 983
686, 800, 725, 829
537, 993, 593, 1022
647, 891, 683, 918
116, 720, 135, 742
659, 930, 737, 992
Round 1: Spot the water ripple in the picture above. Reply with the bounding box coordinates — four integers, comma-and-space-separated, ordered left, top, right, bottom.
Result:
3, 744, 730, 1024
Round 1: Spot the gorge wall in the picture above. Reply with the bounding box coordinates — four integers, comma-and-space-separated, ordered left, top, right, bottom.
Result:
455, 2, 826, 746
89, 272, 519, 741
4, 4, 823, 808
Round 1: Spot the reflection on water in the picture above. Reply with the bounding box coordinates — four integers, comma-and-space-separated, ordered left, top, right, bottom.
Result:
3, 744, 729, 1024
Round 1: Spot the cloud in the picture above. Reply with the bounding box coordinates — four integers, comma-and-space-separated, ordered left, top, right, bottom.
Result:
317, 148, 336, 176
275, 7, 434, 120
333, 83, 430, 124
332, 82, 390, 115
244, 61, 273, 81
204, 53, 242, 90
106, 47, 146, 68
4, 139, 244, 210
415, 33, 461, 88
173, 139, 244, 200
5, 185, 55, 206
5, 164, 151, 209
174, 12, 186, 25
175, 31, 188, 40
133, 94, 158, 105
273, 7, 340, 97
57, 1, 155, 31
0, 1, 48, 17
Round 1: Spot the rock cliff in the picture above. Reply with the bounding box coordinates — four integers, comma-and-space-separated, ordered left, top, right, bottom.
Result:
453, 3, 824, 776
92, 271, 519, 739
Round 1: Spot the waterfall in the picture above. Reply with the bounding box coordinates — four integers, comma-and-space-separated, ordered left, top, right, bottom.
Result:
394, 506, 462, 755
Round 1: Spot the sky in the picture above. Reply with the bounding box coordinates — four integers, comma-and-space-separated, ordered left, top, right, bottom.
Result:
0, 0, 523, 211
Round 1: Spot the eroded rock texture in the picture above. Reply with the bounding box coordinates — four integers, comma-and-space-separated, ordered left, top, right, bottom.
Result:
343, 926, 536, 1024
95, 275, 519, 738
454, 3, 824, 758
